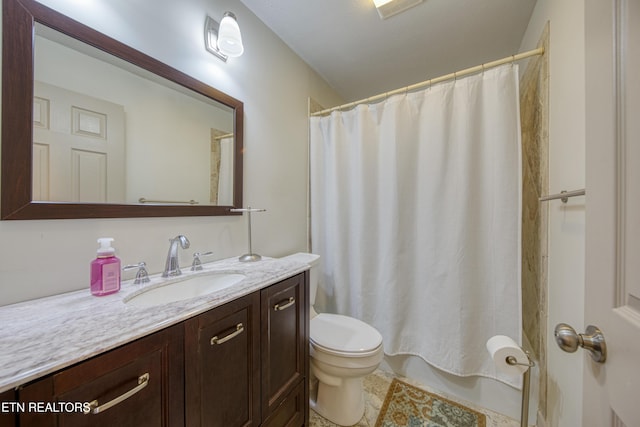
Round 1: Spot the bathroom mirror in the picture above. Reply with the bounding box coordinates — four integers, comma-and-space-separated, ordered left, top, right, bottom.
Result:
1, 0, 244, 220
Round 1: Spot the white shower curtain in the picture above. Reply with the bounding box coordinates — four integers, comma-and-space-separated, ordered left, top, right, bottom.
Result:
309, 64, 522, 388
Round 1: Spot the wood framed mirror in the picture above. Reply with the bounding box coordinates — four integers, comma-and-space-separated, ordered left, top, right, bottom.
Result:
1, 0, 244, 220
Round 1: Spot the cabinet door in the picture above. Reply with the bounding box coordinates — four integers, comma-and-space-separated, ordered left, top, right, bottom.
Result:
261, 272, 308, 422
18, 324, 183, 427
185, 292, 260, 427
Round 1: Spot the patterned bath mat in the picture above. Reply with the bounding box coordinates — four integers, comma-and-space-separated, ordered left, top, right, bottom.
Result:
375, 379, 486, 427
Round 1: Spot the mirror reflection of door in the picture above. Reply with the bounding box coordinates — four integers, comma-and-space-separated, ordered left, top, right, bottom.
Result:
210, 130, 234, 206
32, 81, 125, 203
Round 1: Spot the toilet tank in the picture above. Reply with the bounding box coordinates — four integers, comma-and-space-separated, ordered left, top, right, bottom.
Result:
281, 253, 320, 306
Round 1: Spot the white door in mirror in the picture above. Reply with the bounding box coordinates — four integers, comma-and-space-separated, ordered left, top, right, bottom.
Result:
33, 81, 126, 203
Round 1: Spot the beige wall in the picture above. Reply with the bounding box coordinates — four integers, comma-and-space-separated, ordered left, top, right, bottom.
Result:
520, 1, 587, 426
0, 0, 343, 305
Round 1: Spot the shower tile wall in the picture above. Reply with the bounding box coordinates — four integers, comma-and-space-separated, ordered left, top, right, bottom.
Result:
520, 24, 549, 420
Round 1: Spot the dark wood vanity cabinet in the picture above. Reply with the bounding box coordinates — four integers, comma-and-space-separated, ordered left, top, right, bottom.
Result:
185, 292, 261, 427
16, 323, 184, 427
6, 272, 309, 427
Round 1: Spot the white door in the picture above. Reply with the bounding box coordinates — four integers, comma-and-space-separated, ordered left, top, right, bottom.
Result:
582, 0, 640, 425
32, 81, 125, 203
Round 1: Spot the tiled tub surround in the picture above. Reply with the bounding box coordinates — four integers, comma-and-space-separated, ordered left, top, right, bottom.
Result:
520, 24, 549, 420
0, 256, 309, 393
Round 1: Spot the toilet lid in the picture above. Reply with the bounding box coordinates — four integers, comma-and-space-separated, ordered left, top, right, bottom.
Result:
310, 313, 383, 354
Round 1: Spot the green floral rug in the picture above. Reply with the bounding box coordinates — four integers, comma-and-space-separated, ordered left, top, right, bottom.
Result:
375, 379, 486, 427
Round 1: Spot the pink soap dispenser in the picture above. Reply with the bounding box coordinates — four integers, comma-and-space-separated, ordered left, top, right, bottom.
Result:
90, 237, 121, 296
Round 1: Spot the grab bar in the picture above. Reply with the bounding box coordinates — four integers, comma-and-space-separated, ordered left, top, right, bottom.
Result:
138, 197, 199, 205
539, 189, 585, 203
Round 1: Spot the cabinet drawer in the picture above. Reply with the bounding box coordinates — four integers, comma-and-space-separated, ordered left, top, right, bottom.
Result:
18, 324, 183, 427
261, 381, 305, 427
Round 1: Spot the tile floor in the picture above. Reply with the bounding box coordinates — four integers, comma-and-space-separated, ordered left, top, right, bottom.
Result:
309, 370, 521, 427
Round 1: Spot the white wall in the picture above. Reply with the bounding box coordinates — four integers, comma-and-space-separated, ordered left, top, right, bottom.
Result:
0, 0, 342, 305
519, 1, 586, 426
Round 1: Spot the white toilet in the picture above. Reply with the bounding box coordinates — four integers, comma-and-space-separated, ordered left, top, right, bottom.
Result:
283, 253, 384, 426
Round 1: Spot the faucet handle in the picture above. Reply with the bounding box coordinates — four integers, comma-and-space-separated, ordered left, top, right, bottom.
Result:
123, 262, 150, 284
191, 252, 214, 271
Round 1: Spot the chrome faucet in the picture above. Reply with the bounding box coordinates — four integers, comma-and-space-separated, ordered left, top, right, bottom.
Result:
162, 235, 190, 277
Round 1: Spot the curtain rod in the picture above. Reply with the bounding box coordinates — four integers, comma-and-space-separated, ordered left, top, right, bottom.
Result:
311, 47, 545, 117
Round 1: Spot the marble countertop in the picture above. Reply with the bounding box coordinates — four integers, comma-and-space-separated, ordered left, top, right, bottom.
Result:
0, 256, 309, 393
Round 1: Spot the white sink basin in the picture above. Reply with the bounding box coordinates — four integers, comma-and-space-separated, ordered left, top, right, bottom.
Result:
125, 273, 245, 307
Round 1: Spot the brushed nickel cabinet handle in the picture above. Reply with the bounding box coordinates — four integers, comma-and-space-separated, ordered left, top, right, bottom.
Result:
211, 323, 244, 345
84, 372, 150, 414
274, 297, 295, 311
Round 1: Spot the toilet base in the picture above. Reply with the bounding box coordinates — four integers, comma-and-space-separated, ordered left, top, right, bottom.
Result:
310, 376, 365, 426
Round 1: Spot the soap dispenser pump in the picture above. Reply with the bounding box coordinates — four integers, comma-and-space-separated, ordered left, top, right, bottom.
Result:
90, 237, 121, 296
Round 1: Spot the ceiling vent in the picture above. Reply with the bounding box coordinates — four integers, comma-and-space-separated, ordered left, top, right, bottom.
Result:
373, 0, 425, 19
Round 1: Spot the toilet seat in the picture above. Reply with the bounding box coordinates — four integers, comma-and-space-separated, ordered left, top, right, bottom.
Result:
310, 313, 383, 357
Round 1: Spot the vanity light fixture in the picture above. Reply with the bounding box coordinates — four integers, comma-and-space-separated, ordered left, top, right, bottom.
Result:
373, 0, 424, 19
204, 12, 244, 62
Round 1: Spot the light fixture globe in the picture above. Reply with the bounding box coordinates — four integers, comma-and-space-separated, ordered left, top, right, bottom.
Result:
217, 12, 244, 57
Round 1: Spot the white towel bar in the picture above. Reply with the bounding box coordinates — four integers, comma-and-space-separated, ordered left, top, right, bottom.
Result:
138, 198, 199, 205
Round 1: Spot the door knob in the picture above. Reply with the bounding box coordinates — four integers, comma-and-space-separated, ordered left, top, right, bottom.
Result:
554, 323, 607, 363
